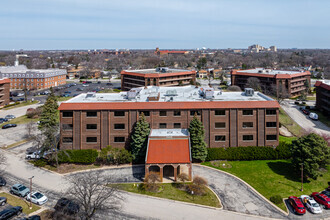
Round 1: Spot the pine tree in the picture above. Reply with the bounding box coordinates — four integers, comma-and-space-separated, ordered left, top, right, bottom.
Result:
130, 113, 150, 163
188, 115, 207, 162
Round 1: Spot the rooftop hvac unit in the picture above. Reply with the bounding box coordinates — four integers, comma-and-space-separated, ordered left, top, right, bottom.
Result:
86, 92, 96, 98
127, 88, 142, 99
244, 88, 254, 96
204, 88, 214, 99
165, 89, 178, 96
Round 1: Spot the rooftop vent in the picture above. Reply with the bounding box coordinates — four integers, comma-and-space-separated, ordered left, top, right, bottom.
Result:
156, 67, 169, 73
127, 88, 142, 100
165, 89, 178, 96
244, 88, 254, 96
85, 92, 96, 98
204, 88, 214, 99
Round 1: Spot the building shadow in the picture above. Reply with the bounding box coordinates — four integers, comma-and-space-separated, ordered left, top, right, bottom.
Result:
131, 165, 145, 181
267, 161, 301, 183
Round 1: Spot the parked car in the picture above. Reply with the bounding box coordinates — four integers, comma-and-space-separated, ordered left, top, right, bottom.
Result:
301, 109, 310, 115
54, 198, 80, 215
82, 84, 89, 87
288, 196, 306, 215
61, 94, 70, 97
321, 190, 330, 197
311, 192, 330, 209
26, 192, 48, 205
0, 118, 8, 122
76, 88, 83, 91
97, 81, 101, 84
2, 124, 17, 129
10, 184, 30, 197
300, 195, 322, 214
295, 101, 300, 105
0, 197, 6, 206
309, 113, 318, 120
25, 151, 41, 160
106, 83, 112, 86
5, 115, 16, 120
0, 176, 6, 186
64, 91, 71, 94
17, 93, 24, 97
0, 206, 22, 219
21, 215, 41, 220
17, 97, 25, 101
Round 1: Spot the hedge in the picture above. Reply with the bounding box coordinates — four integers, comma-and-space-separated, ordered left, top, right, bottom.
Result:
205, 141, 291, 161
57, 149, 98, 164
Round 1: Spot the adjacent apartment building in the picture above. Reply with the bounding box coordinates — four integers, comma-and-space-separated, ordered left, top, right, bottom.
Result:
0, 78, 10, 107
58, 86, 280, 150
121, 67, 196, 91
0, 65, 67, 90
315, 80, 330, 116
231, 68, 311, 97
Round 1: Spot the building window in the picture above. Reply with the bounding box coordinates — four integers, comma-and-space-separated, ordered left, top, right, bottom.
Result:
86, 111, 97, 117
243, 135, 254, 141
86, 137, 97, 143
159, 123, 167, 128
174, 110, 181, 116
266, 122, 277, 127
62, 137, 73, 143
114, 124, 125, 130
114, 137, 125, 143
243, 110, 253, 115
215, 122, 226, 129
242, 122, 253, 128
86, 124, 97, 130
215, 110, 225, 115
266, 135, 277, 141
266, 109, 277, 115
114, 111, 125, 117
215, 135, 226, 142
139, 111, 150, 116
174, 123, 181, 128
190, 110, 201, 116
63, 111, 73, 117
62, 124, 73, 130
159, 111, 167, 116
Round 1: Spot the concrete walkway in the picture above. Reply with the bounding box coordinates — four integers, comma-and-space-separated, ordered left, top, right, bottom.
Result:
0, 103, 42, 118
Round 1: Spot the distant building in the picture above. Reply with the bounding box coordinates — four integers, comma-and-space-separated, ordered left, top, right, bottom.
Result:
121, 67, 196, 91
231, 68, 311, 97
0, 65, 66, 90
0, 78, 10, 107
155, 47, 189, 56
248, 44, 277, 53
66, 66, 83, 79
315, 80, 330, 116
269, 46, 277, 52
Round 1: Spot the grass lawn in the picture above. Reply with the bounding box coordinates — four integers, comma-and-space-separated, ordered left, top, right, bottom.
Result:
112, 183, 221, 208
2, 115, 39, 126
0, 192, 40, 215
1, 100, 38, 110
306, 96, 316, 101
41, 163, 102, 174
202, 160, 330, 211
278, 135, 297, 144
56, 96, 72, 102
279, 108, 303, 137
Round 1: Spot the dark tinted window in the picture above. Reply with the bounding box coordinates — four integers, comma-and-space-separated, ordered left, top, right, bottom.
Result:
159, 111, 167, 116
86, 137, 97, 142
114, 124, 125, 129
266, 135, 277, 140
243, 135, 253, 141
114, 111, 125, 117
243, 110, 253, 115
63, 111, 73, 117
215, 110, 225, 115
86, 111, 97, 117
174, 123, 181, 128
190, 110, 201, 116
63, 137, 73, 143
86, 124, 97, 129
174, 110, 181, 116
215, 135, 226, 142
215, 122, 225, 128
266, 109, 276, 115
114, 137, 125, 143
159, 123, 167, 128
266, 122, 277, 127
139, 111, 150, 116
62, 124, 73, 130
242, 122, 253, 128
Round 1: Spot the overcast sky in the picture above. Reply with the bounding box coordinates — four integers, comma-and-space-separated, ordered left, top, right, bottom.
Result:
1, 0, 329, 50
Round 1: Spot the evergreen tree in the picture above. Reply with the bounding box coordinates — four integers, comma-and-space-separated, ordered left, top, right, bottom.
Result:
188, 115, 207, 162
130, 113, 150, 163
292, 133, 330, 180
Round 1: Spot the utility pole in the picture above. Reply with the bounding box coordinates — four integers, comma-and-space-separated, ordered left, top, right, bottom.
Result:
300, 163, 304, 192
28, 176, 34, 209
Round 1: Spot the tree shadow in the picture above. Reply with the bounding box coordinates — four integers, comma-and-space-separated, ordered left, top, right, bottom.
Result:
267, 161, 301, 183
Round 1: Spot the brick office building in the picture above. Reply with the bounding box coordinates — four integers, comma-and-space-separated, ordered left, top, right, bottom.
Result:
0, 78, 10, 107
0, 65, 67, 90
231, 68, 311, 97
315, 80, 330, 116
121, 67, 196, 91
59, 86, 280, 150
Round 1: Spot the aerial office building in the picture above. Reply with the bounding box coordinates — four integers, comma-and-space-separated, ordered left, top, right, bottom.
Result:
315, 80, 330, 116
0, 78, 10, 107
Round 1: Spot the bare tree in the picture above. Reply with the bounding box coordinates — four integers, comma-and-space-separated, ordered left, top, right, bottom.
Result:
66, 172, 123, 220
246, 77, 261, 91
266, 84, 290, 104
227, 85, 242, 91
25, 121, 35, 139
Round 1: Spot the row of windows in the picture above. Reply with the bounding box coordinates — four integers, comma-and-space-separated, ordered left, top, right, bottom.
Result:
215, 135, 277, 142
62, 137, 126, 143
62, 123, 125, 130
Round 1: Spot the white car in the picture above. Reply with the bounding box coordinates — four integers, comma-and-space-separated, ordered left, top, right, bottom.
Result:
82, 84, 89, 87
309, 113, 318, 120
25, 151, 41, 160
26, 191, 48, 205
300, 195, 322, 214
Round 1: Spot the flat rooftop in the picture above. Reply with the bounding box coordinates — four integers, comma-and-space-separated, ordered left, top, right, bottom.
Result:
237, 68, 306, 75
65, 85, 274, 103
123, 67, 192, 74
319, 80, 330, 85
150, 129, 189, 137
0, 65, 66, 78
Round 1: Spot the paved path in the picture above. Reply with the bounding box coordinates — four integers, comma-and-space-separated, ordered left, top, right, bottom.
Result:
0, 103, 42, 118
281, 100, 330, 136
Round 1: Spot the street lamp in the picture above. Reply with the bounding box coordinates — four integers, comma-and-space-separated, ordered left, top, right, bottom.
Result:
300, 163, 304, 192
28, 176, 34, 209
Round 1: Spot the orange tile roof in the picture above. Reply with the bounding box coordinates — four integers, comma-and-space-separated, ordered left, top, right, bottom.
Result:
58, 100, 280, 111
0, 78, 10, 84
146, 139, 191, 164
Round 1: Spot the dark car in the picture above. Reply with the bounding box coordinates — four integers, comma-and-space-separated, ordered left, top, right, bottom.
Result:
64, 91, 71, 94
17, 98, 25, 101
2, 124, 17, 129
61, 94, 70, 97
0, 206, 22, 219
76, 88, 83, 91
288, 196, 306, 215
106, 83, 112, 86
302, 109, 310, 115
97, 81, 101, 84
0, 118, 8, 122
0, 176, 6, 186
54, 198, 80, 215
0, 197, 6, 206
21, 215, 41, 220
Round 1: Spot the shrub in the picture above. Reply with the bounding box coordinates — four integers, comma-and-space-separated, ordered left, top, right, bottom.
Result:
57, 149, 98, 164
178, 173, 190, 183
186, 184, 205, 196
193, 176, 208, 186
99, 146, 132, 165
270, 195, 283, 204
26, 107, 42, 118
144, 172, 161, 192
31, 159, 47, 167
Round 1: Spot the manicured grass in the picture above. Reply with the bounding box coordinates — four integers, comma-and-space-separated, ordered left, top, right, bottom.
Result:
306, 96, 316, 101
202, 160, 330, 211
279, 108, 303, 137
113, 183, 221, 208
1, 100, 38, 110
278, 135, 297, 144
2, 115, 39, 125
0, 192, 40, 215
56, 96, 72, 102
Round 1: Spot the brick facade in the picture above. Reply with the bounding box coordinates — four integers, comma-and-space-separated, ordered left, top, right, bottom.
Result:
0, 78, 10, 107
315, 81, 330, 116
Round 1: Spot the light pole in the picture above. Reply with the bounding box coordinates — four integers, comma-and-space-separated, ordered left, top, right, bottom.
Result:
28, 176, 34, 209
300, 163, 304, 192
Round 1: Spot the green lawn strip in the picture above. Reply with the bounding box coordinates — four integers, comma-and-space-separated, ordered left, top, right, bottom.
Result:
306, 96, 316, 101
2, 115, 39, 125
111, 183, 221, 208
0, 192, 40, 215
56, 96, 72, 102
1, 101, 38, 110
279, 108, 303, 137
202, 160, 330, 211
278, 135, 297, 144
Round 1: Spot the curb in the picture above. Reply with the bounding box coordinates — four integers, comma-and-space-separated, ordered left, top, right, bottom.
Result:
206, 185, 223, 209
196, 164, 289, 216
62, 164, 144, 176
